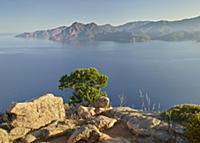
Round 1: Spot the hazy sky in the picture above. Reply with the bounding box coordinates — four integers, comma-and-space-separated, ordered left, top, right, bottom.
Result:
1, 0, 200, 33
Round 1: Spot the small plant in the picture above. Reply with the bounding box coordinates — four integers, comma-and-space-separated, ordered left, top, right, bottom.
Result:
138, 89, 161, 112
59, 67, 109, 106
164, 110, 173, 132
118, 93, 127, 107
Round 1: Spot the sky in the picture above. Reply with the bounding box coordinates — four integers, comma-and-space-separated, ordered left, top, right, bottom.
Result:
1, 0, 200, 33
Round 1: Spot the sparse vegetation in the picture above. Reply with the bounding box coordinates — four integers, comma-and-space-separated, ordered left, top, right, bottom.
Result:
138, 89, 160, 112
118, 93, 127, 107
161, 104, 200, 143
186, 113, 200, 143
59, 67, 109, 105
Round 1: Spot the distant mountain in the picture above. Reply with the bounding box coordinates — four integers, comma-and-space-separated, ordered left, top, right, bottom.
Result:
16, 16, 200, 43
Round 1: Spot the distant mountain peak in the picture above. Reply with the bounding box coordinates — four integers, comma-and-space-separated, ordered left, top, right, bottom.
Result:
71, 22, 84, 26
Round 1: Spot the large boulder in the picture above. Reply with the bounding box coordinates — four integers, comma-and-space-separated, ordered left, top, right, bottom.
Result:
9, 93, 65, 129
93, 96, 110, 108
67, 124, 101, 143
0, 128, 9, 143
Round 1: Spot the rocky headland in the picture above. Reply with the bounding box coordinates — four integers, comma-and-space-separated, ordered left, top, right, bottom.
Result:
0, 93, 189, 143
16, 16, 200, 43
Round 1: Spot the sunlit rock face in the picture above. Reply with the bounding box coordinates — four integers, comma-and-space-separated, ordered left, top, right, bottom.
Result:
9, 93, 65, 130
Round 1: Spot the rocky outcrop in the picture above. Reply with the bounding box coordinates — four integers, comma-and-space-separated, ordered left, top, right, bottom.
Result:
109, 107, 189, 143
0, 94, 190, 143
9, 93, 65, 129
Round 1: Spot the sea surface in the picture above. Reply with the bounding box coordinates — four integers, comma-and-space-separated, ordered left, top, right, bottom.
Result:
0, 34, 200, 111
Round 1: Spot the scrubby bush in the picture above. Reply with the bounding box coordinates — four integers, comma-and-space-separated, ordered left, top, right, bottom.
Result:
59, 67, 108, 105
186, 113, 200, 143
161, 104, 200, 143
161, 104, 200, 124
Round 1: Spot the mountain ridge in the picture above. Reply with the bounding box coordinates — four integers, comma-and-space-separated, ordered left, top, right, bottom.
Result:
16, 16, 200, 43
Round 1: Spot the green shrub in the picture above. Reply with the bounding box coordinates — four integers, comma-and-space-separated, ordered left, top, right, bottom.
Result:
161, 104, 200, 143
59, 67, 109, 105
186, 113, 200, 143
161, 104, 200, 125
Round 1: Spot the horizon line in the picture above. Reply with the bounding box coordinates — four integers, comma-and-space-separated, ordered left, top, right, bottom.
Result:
1, 14, 200, 34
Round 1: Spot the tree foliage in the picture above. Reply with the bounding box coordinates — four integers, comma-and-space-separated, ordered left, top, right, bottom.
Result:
59, 67, 108, 105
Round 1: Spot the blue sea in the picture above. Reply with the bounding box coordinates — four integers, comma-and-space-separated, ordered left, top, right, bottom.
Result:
1, 34, 200, 111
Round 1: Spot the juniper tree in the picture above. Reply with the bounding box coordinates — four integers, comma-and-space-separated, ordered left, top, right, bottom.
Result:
59, 67, 108, 105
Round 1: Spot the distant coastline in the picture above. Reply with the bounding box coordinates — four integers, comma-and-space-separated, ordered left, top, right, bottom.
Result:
16, 16, 200, 43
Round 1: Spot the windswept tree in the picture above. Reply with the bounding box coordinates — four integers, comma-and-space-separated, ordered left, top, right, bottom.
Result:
59, 67, 109, 105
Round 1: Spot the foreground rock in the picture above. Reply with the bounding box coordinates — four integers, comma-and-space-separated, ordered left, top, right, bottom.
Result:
9, 93, 65, 129
0, 128, 9, 143
92, 115, 117, 131
0, 94, 190, 143
23, 119, 78, 142
109, 107, 189, 143
67, 124, 101, 143
77, 106, 96, 119
9, 127, 31, 141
